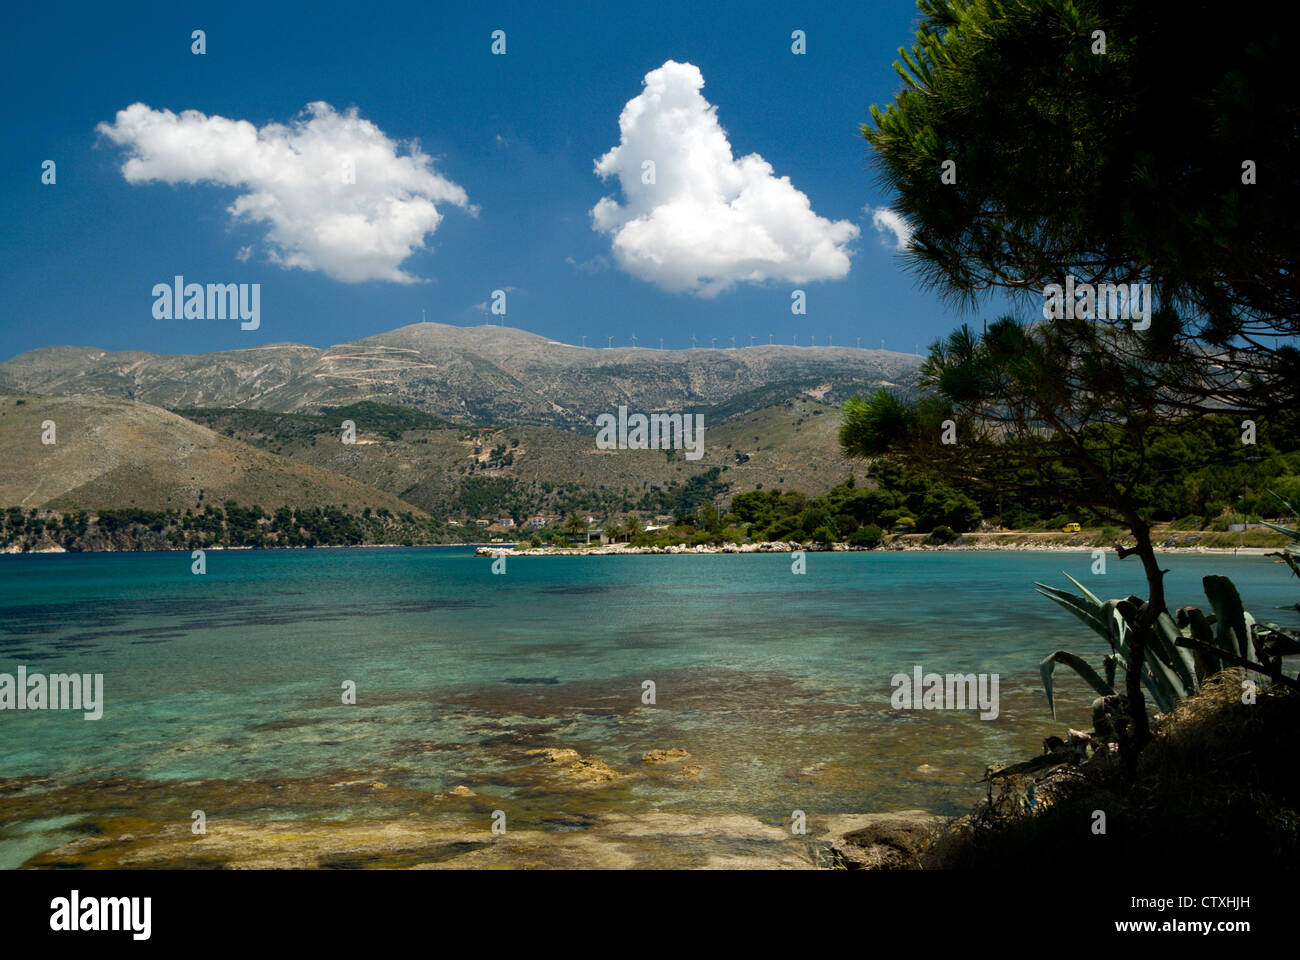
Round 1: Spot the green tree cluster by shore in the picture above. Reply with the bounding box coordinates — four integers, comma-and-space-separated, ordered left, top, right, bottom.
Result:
0, 503, 462, 552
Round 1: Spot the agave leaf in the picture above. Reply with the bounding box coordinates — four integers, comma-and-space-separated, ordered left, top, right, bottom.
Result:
1138, 666, 1174, 714
1107, 614, 1176, 712
1244, 610, 1259, 660
1261, 520, 1300, 540
1268, 489, 1300, 512
1035, 582, 1110, 641
1061, 571, 1104, 605
1176, 633, 1290, 688
1139, 627, 1190, 703
1180, 607, 1221, 677
1039, 650, 1117, 720
1105, 601, 1133, 655
1108, 596, 1145, 635
1121, 623, 1181, 711
1097, 598, 1177, 710
1203, 575, 1250, 661
1104, 651, 1174, 715
1267, 489, 1299, 517
1150, 611, 1197, 693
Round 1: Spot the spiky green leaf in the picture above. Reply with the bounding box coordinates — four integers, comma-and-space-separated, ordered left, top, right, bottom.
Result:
1039, 650, 1116, 720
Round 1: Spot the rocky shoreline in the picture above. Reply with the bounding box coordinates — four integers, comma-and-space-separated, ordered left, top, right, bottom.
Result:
2, 536, 1274, 557
477, 540, 1275, 557
2, 748, 945, 870
15, 804, 942, 870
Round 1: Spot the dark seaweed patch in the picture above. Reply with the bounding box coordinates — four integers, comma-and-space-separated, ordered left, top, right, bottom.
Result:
245, 717, 322, 732
535, 584, 613, 596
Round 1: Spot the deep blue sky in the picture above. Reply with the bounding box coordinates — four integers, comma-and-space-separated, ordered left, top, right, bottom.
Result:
0, 0, 1004, 359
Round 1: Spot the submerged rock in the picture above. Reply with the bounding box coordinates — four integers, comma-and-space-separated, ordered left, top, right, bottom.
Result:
641, 748, 690, 763
528, 748, 580, 763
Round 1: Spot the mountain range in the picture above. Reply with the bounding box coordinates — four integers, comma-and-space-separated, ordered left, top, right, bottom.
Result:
0, 323, 924, 530
0, 322, 923, 428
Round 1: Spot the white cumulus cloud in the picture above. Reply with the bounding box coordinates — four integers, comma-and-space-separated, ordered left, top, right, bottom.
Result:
865, 205, 914, 251
97, 102, 472, 284
591, 61, 859, 297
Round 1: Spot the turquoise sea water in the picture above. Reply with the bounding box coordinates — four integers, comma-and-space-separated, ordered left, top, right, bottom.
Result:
1, 547, 1295, 867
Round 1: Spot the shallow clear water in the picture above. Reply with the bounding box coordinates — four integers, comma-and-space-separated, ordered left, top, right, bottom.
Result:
1, 547, 1294, 867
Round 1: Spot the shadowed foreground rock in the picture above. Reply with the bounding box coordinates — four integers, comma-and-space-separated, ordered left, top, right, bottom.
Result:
829, 811, 943, 870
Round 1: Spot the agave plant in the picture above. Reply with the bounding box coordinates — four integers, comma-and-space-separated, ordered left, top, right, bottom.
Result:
1034, 573, 1300, 727
982, 572, 1300, 786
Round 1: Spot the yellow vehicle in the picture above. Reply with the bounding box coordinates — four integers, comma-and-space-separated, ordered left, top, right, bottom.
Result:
1062, 522, 1082, 533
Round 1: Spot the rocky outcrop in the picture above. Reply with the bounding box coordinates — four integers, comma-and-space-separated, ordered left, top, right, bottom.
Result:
525, 747, 625, 784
